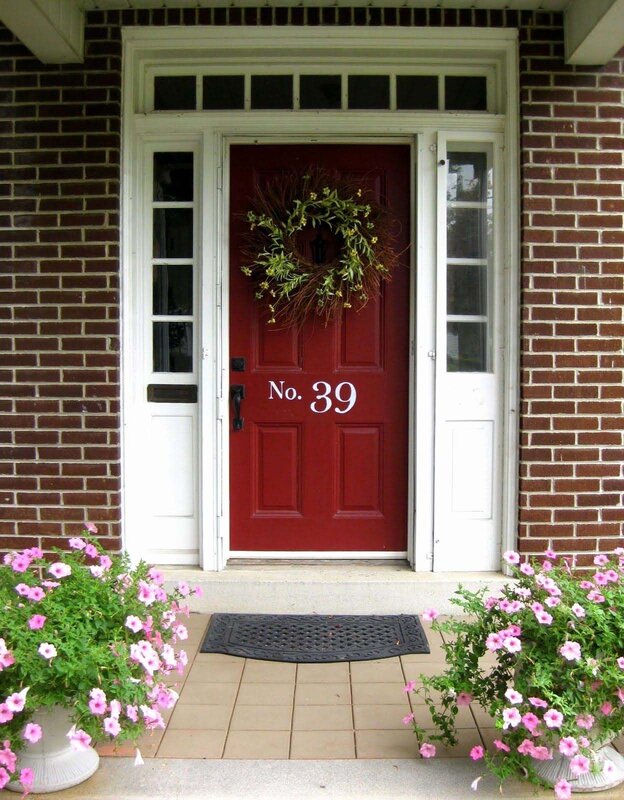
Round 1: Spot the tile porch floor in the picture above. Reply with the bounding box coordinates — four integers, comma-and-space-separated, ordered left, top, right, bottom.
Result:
98, 613, 624, 763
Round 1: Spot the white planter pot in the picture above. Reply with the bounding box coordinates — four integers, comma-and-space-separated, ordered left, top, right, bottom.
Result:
7, 706, 99, 794
532, 743, 624, 793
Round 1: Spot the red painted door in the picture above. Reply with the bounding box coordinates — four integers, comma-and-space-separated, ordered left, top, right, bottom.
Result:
229, 144, 410, 552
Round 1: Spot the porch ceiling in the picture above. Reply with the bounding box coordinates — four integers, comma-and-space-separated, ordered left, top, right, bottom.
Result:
0, 0, 623, 67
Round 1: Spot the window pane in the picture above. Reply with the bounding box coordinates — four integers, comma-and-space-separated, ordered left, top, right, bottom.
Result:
447, 207, 486, 260
203, 75, 245, 110
396, 75, 438, 110
348, 75, 389, 110
154, 76, 196, 111
153, 322, 193, 373
153, 208, 193, 259
445, 76, 487, 111
153, 152, 193, 202
447, 322, 487, 372
447, 265, 487, 316
447, 152, 488, 202
153, 264, 193, 316
300, 75, 341, 109
251, 75, 293, 109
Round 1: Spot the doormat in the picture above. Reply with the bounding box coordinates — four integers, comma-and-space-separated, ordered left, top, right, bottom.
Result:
200, 614, 430, 663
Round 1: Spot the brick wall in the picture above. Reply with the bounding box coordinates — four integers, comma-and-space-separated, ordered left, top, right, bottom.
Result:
0, 8, 622, 563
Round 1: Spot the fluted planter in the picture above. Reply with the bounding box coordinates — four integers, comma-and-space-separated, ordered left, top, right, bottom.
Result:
6, 707, 99, 794
532, 742, 624, 793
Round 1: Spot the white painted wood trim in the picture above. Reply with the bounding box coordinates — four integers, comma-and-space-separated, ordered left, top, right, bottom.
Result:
229, 552, 409, 560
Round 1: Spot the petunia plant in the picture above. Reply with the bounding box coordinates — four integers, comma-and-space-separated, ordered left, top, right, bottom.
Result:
0, 526, 200, 794
406, 546, 624, 800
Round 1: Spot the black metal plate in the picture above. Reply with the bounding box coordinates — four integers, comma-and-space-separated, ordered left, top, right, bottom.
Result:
147, 384, 197, 403
200, 613, 430, 663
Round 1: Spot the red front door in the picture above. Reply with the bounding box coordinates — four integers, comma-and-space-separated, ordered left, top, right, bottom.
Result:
229, 144, 410, 552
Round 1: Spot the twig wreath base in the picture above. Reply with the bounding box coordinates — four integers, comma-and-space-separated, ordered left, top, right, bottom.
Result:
242, 169, 401, 326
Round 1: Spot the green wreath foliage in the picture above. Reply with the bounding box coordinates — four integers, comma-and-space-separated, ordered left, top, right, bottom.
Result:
241, 171, 398, 326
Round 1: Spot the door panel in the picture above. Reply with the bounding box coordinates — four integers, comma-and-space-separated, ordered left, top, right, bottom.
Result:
229, 144, 410, 552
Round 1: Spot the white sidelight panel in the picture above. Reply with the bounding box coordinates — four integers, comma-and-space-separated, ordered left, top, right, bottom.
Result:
433, 135, 503, 571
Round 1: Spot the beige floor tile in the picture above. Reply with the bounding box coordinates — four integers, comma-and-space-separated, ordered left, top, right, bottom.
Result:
168, 704, 232, 730
236, 682, 295, 706
193, 653, 246, 665
353, 704, 410, 730
471, 704, 497, 727
355, 729, 421, 759
297, 662, 350, 683
402, 661, 445, 679
223, 730, 290, 759
178, 682, 239, 706
186, 660, 244, 683
351, 682, 409, 706
290, 730, 356, 759
242, 660, 297, 683
408, 704, 475, 729
400, 651, 446, 665
350, 659, 404, 683
293, 705, 354, 731
295, 682, 352, 705
230, 704, 293, 731
157, 728, 226, 758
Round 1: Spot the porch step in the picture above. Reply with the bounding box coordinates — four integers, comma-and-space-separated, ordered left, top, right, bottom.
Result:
164, 564, 509, 615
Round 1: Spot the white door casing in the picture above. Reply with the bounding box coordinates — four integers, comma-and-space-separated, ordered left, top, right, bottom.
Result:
120, 28, 520, 572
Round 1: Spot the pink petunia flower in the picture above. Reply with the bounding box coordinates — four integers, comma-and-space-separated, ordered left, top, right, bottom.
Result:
67, 728, 92, 751
485, 633, 503, 652
28, 614, 46, 630
601, 701, 613, 716
19, 768, 34, 788
521, 712, 540, 733
84, 543, 98, 558
544, 549, 557, 560
493, 739, 510, 752
594, 554, 609, 566
0, 769, 10, 791
48, 562, 71, 579
554, 779, 571, 800
38, 642, 57, 660
403, 681, 416, 693
571, 603, 586, 619
125, 615, 143, 633
22, 723, 42, 744
456, 692, 473, 706
587, 590, 605, 604
531, 745, 551, 761
470, 745, 484, 761
103, 717, 121, 737
617, 657, 624, 670
0, 704, 14, 723
502, 708, 521, 729
421, 608, 439, 622
11, 554, 32, 573
544, 709, 564, 729
576, 714, 594, 730
594, 572, 608, 587
559, 641, 581, 661
517, 739, 534, 756
529, 697, 548, 709
6, 688, 29, 713
535, 610, 553, 625
68, 537, 86, 550
519, 563, 534, 576
558, 737, 578, 757
503, 550, 520, 565
419, 743, 436, 758
85, 522, 98, 534
402, 712, 415, 725
27, 586, 45, 602
570, 754, 590, 776
126, 705, 139, 722
505, 688, 523, 705
148, 567, 165, 585
99, 555, 112, 571
503, 636, 522, 654
15, 583, 31, 597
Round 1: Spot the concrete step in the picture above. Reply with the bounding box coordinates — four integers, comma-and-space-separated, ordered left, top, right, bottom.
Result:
164, 563, 509, 614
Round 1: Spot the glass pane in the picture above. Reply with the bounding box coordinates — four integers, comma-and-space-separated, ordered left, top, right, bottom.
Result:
396, 75, 438, 110
153, 264, 193, 316
153, 153, 193, 202
447, 207, 486, 260
447, 265, 487, 316
251, 75, 293, 109
203, 75, 245, 110
447, 152, 488, 202
154, 76, 196, 111
445, 76, 487, 111
153, 322, 193, 373
153, 208, 193, 259
348, 75, 390, 110
447, 322, 487, 372
300, 75, 341, 109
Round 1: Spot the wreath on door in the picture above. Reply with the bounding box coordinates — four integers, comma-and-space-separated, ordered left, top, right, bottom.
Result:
241, 169, 401, 326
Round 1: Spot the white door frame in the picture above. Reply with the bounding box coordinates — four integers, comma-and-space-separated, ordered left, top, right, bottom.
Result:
121, 27, 520, 572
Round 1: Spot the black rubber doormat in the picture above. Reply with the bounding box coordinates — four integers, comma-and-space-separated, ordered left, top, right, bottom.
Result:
200, 614, 430, 663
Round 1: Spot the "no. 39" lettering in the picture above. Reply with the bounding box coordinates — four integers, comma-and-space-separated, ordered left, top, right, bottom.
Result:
268, 380, 357, 414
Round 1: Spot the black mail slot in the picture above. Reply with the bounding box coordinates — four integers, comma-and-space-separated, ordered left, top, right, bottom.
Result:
147, 384, 198, 403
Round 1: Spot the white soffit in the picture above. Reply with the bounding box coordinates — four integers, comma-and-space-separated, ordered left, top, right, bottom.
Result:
565, 0, 624, 64
0, 0, 84, 63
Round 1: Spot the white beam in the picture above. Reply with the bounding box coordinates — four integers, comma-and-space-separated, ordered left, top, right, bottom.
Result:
0, 0, 84, 63
565, 0, 624, 65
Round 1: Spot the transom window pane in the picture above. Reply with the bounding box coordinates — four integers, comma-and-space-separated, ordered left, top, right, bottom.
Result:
203, 75, 245, 110
153, 264, 193, 316
348, 75, 390, 110
396, 75, 438, 110
153, 152, 193, 202
251, 75, 293, 109
300, 75, 342, 110
154, 76, 196, 111
445, 76, 487, 111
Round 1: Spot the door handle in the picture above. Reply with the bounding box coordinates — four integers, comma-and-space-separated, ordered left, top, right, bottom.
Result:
230, 384, 245, 431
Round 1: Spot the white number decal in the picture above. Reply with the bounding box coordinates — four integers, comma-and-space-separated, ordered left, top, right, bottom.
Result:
310, 381, 332, 414
334, 381, 357, 414
310, 381, 357, 414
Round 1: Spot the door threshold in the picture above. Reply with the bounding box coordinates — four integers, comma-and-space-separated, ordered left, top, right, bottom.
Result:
226, 558, 410, 568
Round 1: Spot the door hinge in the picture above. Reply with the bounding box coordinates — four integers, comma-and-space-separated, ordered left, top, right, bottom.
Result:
427, 350, 436, 360
425, 551, 434, 561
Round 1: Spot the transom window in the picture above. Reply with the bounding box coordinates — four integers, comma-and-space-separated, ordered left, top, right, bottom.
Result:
150, 71, 491, 112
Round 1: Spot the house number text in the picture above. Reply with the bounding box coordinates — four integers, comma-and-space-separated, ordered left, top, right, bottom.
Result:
268, 380, 357, 414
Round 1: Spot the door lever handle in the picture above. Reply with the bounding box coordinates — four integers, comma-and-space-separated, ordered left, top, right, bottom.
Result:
230, 384, 245, 431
